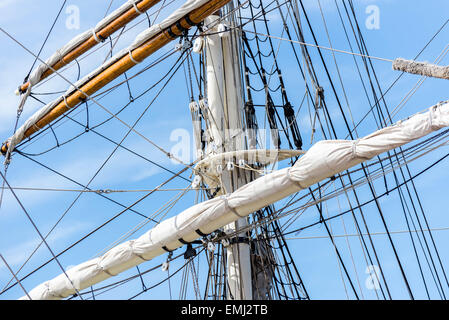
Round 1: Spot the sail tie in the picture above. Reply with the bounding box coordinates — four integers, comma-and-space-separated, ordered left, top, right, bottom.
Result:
128, 49, 140, 64
130, 0, 144, 14
92, 29, 101, 43
222, 195, 244, 218
351, 139, 361, 158
286, 167, 306, 189
44, 281, 66, 299
428, 104, 440, 131
62, 95, 70, 110
129, 240, 150, 262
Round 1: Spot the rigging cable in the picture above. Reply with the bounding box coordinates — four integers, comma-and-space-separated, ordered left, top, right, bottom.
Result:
346, 0, 449, 296
0, 169, 84, 299
25, 0, 67, 80
0, 159, 192, 296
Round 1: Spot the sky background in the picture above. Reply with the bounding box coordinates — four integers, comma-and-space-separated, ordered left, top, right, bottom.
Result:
0, 0, 448, 300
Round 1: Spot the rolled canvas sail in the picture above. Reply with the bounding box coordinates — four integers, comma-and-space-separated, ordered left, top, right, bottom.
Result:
20, 100, 449, 300
4, 0, 213, 160
15, 0, 162, 122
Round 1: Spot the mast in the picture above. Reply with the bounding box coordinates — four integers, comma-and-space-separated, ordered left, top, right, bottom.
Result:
203, 10, 252, 299
3, 0, 449, 301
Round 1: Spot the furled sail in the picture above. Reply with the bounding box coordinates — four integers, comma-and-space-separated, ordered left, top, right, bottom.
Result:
1, 0, 231, 160
14, 0, 164, 129
17, 0, 163, 95
20, 100, 449, 300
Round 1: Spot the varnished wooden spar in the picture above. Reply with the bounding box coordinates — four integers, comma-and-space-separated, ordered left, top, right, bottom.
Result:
2, 0, 231, 155
18, 0, 161, 93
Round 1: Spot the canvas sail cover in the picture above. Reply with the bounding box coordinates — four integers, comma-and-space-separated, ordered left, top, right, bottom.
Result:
26, 1, 154, 89
20, 100, 449, 300
16, 1, 158, 117
5, 0, 212, 160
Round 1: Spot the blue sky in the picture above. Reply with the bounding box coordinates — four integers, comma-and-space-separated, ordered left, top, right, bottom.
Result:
0, 0, 448, 300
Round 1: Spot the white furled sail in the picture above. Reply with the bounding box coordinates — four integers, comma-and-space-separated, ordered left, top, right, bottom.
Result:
15, 0, 161, 115
21, 100, 449, 300
3, 0, 214, 161
26, 1, 155, 88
